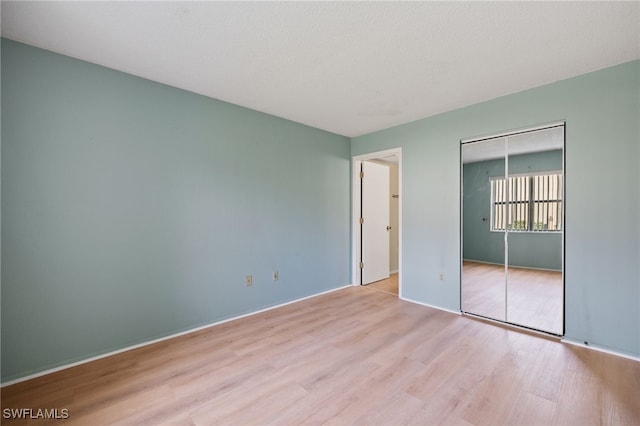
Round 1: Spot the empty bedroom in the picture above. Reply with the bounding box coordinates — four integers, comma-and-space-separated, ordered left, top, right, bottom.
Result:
1, 1, 639, 425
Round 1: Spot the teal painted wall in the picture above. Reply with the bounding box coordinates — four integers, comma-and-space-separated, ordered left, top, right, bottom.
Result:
352, 60, 640, 357
1, 39, 351, 382
463, 150, 563, 270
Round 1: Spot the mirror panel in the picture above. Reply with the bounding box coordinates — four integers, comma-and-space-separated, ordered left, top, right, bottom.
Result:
506, 127, 564, 334
461, 138, 506, 321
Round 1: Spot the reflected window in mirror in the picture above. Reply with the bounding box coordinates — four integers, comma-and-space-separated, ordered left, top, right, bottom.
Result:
490, 172, 563, 232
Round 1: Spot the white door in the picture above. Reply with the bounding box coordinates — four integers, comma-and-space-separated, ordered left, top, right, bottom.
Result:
361, 161, 390, 284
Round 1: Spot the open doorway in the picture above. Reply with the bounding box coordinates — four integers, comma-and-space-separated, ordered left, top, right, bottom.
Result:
352, 148, 401, 296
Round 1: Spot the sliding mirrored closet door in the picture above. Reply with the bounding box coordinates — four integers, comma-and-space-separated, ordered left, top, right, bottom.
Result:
461, 136, 507, 322
461, 124, 564, 335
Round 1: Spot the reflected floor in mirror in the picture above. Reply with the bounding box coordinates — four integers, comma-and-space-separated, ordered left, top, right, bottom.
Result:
462, 261, 563, 334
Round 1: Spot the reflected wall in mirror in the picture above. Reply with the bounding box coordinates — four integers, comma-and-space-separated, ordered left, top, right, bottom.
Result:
461, 125, 564, 335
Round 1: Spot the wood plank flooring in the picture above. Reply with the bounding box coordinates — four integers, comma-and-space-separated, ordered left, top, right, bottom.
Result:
2, 286, 639, 425
462, 261, 563, 334
362, 273, 398, 296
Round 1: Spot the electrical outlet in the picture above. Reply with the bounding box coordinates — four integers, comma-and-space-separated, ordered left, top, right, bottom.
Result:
273, 271, 279, 281
245, 275, 253, 287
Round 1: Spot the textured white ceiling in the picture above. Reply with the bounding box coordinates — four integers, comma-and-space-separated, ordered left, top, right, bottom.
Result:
2, 1, 639, 137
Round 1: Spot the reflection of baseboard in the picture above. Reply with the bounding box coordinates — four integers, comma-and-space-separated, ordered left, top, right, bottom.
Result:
508, 264, 562, 273
462, 258, 503, 266
462, 259, 561, 273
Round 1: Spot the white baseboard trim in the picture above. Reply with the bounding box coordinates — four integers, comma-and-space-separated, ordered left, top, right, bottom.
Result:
400, 296, 462, 316
1, 284, 352, 388
462, 258, 561, 273
462, 258, 503, 267
561, 338, 640, 363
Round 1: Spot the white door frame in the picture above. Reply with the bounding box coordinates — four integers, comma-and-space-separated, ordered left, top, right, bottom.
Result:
352, 148, 402, 295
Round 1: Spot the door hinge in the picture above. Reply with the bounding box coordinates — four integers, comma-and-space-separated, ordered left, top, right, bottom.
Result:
360, 171, 364, 179
359, 262, 364, 269
359, 217, 364, 224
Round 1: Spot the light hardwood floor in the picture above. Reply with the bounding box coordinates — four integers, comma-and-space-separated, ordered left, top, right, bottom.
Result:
2, 286, 639, 425
462, 261, 563, 334
363, 273, 398, 296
